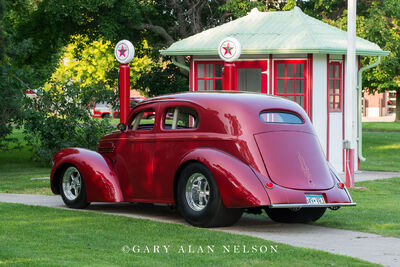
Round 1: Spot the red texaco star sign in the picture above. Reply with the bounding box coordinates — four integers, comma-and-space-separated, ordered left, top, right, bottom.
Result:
222, 42, 234, 55
118, 45, 127, 57
114, 40, 135, 64
218, 37, 241, 62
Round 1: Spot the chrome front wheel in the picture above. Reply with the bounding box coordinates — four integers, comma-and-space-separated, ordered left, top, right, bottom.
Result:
62, 166, 82, 201
60, 165, 89, 209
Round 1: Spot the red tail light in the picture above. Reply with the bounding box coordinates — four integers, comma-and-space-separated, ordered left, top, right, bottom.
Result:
265, 182, 273, 189
337, 182, 345, 189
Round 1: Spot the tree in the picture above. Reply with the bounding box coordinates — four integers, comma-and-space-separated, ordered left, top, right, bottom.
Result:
309, 0, 400, 121
0, 0, 32, 146
7, 0, 400, 119
361, 0, 400, 121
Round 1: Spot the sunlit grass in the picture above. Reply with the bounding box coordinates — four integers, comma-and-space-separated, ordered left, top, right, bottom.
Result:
0, 128, 52, 194
362, 121, 400, 132
360, 132, 400, 172
0, 203, 376, 266
375, 144, 400, 150
313, 177, 400, 237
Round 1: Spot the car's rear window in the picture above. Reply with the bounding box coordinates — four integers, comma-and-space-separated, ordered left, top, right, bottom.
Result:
259, 111, 304, 124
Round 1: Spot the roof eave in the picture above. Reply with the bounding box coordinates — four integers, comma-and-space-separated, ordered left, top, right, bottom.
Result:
160, 49, 390, 57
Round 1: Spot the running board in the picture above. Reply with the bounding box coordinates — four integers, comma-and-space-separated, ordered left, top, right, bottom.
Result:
269, 203, 356, 208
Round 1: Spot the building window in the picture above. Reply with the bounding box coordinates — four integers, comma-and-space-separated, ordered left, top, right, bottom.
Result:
195, 62, 223, 91
328, 62, 342, 112
274, 60, 307, 109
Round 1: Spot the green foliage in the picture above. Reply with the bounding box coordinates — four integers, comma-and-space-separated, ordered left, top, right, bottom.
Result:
47, 35, 118, 91
23, 83, 115, 164
0, 68, 26, 146
136, 60, 188, 97
219, 0, 266, 19
283, 0, 297, 11
361, 1, 400, 93
301, 0, 400, 120
47, 35, 156, 93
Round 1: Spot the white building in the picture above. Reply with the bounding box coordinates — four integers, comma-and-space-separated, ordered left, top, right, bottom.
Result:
161, 7, 389, 173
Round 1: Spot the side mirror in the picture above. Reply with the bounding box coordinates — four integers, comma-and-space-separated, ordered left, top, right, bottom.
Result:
117, 123, 127, 131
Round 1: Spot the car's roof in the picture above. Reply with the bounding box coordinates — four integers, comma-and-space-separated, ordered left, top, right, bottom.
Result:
139, 91, 306, 117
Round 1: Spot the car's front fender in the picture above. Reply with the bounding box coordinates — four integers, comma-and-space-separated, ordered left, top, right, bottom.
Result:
179, 148, 271, 208
51, 148, 124, 202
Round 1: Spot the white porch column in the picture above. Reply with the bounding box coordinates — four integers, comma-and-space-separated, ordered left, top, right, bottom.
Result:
345, 0, 357, 186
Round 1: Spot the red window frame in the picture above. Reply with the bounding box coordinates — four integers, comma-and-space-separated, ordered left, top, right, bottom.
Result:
274, 60, 308, 111
328, 61, 343, 112
194, 61, 223, 91
234, 60, 268, 93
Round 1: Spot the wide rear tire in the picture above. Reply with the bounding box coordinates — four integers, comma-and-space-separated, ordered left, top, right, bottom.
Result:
265, 207, 326, 223
177, 163, 242, 227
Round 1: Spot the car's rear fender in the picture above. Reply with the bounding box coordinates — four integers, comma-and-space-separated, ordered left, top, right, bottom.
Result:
177, 148, 271, 208
51, 148, 124, 202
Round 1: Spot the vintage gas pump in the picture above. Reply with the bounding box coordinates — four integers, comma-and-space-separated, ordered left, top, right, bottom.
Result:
218, 37, 241, 90
114, 40, 135, 124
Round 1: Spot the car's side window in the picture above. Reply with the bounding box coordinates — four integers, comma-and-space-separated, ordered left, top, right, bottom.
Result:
163, 107, 198, 130
130, 109, 156, 131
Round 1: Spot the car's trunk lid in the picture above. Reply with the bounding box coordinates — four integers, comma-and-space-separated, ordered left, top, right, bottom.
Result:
254, 131, 334, 190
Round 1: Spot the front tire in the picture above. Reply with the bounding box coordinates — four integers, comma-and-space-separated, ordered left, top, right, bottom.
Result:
177, 163, 242, 227
60, 166, 90, 209
265, 207, 326, 223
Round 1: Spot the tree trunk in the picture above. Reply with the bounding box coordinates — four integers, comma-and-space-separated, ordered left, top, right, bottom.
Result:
396, 89, 400, 122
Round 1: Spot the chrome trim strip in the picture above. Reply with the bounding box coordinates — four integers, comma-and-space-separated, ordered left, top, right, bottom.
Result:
269, 203, 356, 208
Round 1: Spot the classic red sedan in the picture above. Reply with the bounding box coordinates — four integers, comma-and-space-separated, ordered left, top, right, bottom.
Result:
50, 92, 355, 227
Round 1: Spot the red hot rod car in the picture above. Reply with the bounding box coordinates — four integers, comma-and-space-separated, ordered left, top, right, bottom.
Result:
50, 92, 355, 227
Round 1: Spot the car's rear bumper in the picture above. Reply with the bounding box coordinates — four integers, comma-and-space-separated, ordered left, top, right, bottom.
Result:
268, 202, 356, 208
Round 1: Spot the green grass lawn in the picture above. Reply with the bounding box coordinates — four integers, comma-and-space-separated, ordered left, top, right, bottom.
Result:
362, 121, 400, 132
313, 177, 400, 238
360, 132, 400, 172
1, 127, 400, 240
0, 128, 51, 194
0, 203, 376, 267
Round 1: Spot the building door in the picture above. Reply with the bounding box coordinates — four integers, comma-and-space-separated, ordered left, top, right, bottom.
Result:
274, 60, 308, 112
235, 61, 268, 93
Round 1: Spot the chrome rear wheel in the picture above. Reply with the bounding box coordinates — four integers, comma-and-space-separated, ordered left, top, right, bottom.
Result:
177, 163, 242, 227
185, 173, 210, 211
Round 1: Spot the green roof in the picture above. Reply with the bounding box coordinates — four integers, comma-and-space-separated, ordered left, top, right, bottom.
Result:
160, 7, 389, 57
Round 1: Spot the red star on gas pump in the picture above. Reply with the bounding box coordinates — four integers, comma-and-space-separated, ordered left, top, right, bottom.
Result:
222, 42, 234, 55
118, 45, 127, 57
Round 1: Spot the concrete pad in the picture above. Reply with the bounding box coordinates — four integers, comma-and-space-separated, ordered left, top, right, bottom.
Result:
339, 170, 400, 182
362, 115, 395, 122
1, 193, 400, 266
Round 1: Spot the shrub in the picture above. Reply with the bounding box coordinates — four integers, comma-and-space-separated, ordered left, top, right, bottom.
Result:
0, 68, 27, 149
23, 82, 116, 164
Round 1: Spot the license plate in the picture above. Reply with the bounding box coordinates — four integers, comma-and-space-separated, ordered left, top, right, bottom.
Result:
305, 194, 325, 205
